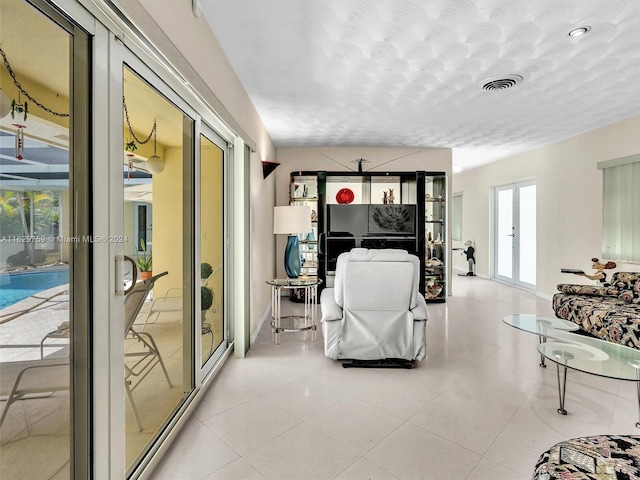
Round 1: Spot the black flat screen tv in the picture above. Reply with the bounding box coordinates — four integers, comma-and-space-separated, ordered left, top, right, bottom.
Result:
324, 204, 418, 271
327, 204, 416, 236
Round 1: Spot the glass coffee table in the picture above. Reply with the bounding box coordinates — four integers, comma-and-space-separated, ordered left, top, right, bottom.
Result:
503, 314, 579, 367
504, 314, 640, 426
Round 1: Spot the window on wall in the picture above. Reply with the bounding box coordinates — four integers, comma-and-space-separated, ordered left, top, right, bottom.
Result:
600, 155, 640, 262
451, 193, 463, 241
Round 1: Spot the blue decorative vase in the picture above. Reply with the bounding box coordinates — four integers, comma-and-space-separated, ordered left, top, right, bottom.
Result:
284, 235, 301, 278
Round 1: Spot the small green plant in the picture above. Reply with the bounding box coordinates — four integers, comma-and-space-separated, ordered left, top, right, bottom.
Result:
201, 286, 214, 311
201, 262, 213, 279
136, 239, 152, 272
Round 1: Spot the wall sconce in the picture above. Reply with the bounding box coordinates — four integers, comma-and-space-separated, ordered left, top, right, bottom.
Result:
262, 161, 280, 179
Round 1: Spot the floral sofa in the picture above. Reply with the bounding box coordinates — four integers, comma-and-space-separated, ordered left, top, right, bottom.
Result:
532, 435, 640, 479
552, 272, 640, 349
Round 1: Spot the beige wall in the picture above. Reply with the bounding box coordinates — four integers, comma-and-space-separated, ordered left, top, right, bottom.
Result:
274, 147, 452, 284
452, 115, 640, 298
250, 153, 276, 338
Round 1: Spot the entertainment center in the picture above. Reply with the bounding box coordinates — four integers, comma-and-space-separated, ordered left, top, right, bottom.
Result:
289, 171, 448, 302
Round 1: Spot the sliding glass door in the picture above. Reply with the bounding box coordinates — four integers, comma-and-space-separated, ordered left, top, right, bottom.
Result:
118, 50, 231, 475
199, 128, 227, 374
121, 61, 196, 475
493, 181, 537, 289
0, 0, 90, 478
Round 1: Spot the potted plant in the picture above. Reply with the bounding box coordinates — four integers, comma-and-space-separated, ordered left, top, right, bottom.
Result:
201, 262, 213, 283
136, 239, 153, 280
201, 285, 214, 323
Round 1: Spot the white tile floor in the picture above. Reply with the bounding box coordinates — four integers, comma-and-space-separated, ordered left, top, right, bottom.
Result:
151, 275, 640, 480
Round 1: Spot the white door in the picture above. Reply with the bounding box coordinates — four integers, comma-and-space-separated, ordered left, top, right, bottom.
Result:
494, 181, 536, 289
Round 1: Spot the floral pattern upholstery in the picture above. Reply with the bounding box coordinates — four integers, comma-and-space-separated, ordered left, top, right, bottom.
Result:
553, 272, 640, 349
533, 435, 640, 480
614, 273, 640, 305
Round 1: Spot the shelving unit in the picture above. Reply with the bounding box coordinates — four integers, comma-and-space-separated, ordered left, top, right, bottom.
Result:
424, 175, 447, 302
288, 171, 447, 302
289, 174, 319, 284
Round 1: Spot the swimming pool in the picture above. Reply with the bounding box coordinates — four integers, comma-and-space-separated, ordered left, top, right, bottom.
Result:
0, 268, 69, 309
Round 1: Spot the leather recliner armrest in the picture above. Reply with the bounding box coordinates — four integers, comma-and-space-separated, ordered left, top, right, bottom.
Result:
320, 288, 342, 322
411, 294, 429, 321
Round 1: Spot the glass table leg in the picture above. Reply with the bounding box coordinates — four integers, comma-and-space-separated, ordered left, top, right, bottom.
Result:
636, 381, 640, 429
556, 361, 568, 415
539, 335, 546, 367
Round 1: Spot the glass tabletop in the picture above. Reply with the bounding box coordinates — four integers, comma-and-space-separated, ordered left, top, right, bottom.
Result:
537, 329, 640, 382
266, 278, 323, 287
502, 314, 579, 335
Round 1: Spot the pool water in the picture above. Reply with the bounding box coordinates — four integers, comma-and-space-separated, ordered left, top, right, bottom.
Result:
0, 268, 69, 309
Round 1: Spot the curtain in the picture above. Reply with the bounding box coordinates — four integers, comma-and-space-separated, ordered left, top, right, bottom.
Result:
602, 161, 640, 262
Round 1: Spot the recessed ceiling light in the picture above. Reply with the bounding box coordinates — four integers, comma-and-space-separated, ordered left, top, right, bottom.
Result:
568, 26, 591, 37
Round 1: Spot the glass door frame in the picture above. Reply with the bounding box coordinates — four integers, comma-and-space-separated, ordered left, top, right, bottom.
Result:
119, 55, 199, 477
197, 123, 230, 380
37, 1, 241, 477
8, 1, 94, 478
492, 180, 537, 290
108, 33, 236, 480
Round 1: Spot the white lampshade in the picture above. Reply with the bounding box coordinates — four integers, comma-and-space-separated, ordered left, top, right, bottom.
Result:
273, 205, 311, 234
146, 154, 165, 173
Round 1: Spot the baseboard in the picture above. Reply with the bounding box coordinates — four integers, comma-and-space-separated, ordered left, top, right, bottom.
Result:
454, 265, 484, 278
536, 291, 554, 301
251, 301, 271, 345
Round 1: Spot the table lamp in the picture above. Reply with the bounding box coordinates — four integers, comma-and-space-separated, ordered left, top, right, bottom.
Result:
274, 205, 312, 278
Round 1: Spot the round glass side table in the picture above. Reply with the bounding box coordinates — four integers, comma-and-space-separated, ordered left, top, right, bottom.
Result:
266, 278, 322, 344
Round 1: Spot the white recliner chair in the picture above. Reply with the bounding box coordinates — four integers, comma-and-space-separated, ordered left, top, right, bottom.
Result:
320, 248, 428, 368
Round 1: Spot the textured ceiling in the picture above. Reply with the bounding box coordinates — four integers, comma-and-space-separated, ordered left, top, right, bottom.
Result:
202, 0, 640, 170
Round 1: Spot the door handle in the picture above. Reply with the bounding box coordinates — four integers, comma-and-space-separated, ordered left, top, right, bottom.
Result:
115, 255, 138, 296
507, 234, 515, 237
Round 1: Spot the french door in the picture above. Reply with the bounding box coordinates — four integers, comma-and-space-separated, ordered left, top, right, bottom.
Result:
494, 181, 536, 289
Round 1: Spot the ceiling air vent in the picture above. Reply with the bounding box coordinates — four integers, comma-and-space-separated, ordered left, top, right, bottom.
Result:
480, 74, 523, 91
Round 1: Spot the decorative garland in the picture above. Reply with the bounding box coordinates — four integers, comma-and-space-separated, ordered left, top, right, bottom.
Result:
123, 96, 160, 177
123, 96, 157, 152
0, 45, 69, 118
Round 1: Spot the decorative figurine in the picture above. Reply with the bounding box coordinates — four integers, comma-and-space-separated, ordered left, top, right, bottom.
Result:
382, 191, 388, 204
388, 188, 395, 205
456, 240, 475, 276
566, 257, 616, 286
